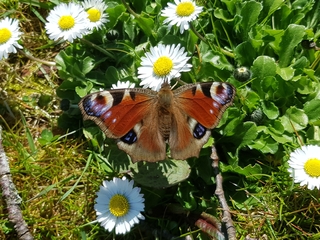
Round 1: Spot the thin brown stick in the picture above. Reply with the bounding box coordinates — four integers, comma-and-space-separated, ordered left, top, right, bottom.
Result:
0, 126, 34, 240
211, 145, 236, 240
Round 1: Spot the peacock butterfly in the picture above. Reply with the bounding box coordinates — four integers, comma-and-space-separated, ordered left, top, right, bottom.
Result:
79, 81, 235, 162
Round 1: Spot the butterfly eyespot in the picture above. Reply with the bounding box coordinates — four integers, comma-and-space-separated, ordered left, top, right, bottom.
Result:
193, 123, 207, 139
120, 129, 138, 144
82, 98, 99, 117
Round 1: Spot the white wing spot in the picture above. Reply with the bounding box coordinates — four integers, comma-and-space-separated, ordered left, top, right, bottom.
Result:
105, 111, 112, 118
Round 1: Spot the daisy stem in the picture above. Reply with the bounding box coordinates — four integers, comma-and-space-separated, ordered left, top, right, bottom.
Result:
80, 39, 116, 60
190, 22, 208, 44
190, 23, 234, 58
17, 49, 56, 66
121, 0, 139, 18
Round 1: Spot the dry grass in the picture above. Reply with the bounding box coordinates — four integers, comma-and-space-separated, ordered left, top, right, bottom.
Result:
1, 1, 320, 239
0, 2, 103, 239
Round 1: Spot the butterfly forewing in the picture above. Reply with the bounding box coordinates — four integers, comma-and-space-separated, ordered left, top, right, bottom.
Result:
79, 88, 168, 162
79, 89, 155, 138
174, 82, 235, 129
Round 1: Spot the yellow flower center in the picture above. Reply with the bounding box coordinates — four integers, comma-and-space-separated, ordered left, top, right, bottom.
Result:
87, 8, 101, 22
304, 158, 320, 177
58, 15, 75, 30
0, 28, 12, 44
176, 2, 195, 17
153, 56, 173, 76
109, 194, 129, 217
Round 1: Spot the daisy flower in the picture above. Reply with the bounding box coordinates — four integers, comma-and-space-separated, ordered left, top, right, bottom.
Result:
82, 0, 109, 31
161, 0, 203, 34
137, 44, 192, 91
288, 145, 320, 190
111, 80, 135, 89
0, 17, 23, 60
94, 177, 145, 234
45, 2, 90, 43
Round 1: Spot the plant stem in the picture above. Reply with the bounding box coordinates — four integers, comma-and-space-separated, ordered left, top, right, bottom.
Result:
80, 38, 116, 60
121, 0, 139, 18
18, 49, 56, 66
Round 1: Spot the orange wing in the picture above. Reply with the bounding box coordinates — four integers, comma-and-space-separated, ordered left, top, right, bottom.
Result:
79, 88, 167, 162
79, 89, 155, 138
168, 82, 235, 160
174, 82, 235, 129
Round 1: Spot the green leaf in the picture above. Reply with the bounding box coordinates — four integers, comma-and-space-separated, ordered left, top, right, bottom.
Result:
230, 121, 258, 146
304, 99, 320, 123
306, 126, 320, 142
278, 24, 305, 67
248, 136, 278, 154
276, 66, 295, 81
262, 0, 285, 19
214, 8, 234, 22
75, 82, 93, 98
266, 120, 293, 143
239, 122, 259, 146
234, 41, 256, 66
38, 129, 60, 146
221, 163, 262, 180
81, 57, 95, 75
292, 56, 310, 69
175, 182, 197, 210
20, 112, 36, 154
251, 56, 277, 78
260, 76, 278, 99
131, 160, 191, 188
201, 50, 234, 71
280, 106, 308, 132
261, 101, 279, 119
107, 4, 127, 28
124, 19, 135, 41
239, 1, 262, 38
240, 89, 260, 112
134, 16, 154, 37
296, 76, 315, 95
104, 66, 120, 84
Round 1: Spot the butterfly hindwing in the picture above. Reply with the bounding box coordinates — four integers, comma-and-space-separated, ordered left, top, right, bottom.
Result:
117, 110, 167, 162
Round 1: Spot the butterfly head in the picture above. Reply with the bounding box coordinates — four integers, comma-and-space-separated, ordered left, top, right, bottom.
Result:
158, 78, 171, 89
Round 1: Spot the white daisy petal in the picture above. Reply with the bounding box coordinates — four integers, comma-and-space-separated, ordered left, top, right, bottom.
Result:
82, 0, 109, 31
288, 145, 320, 190
111, 80, 135, 89
94, 177, 145, 235
161, 0, 203, 34
137, 43, 191, 91
45, 2, 90, 43
0, 17, 23, 60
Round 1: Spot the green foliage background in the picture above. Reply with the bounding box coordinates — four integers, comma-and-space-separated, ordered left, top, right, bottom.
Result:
1, 0, 320, 239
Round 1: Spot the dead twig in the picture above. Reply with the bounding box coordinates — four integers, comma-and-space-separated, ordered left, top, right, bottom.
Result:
0, 125, 34, 240
211, 145, 236, 240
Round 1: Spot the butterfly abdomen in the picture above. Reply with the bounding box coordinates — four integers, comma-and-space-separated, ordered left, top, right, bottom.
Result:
157, 83, 179, 140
